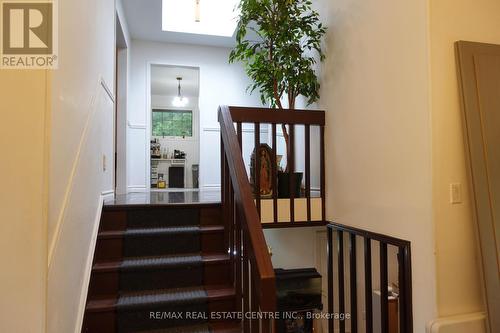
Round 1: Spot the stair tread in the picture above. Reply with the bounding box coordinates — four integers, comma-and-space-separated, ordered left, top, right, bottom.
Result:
85, 295, 118, 311
86, 286, 235, 312
118, 287, 207, 309
93, 254, 229, 272
103, 202, 222, 211
204, 285, 235, 300
127, 226, 199, 235
98, 225, 224, 238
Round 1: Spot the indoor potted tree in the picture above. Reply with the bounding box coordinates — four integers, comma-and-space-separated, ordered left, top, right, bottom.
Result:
229, 0, 326, 198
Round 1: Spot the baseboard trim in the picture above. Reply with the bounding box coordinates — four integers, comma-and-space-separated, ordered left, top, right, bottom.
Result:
127, 185, 147, 193
201, 184, 221, 190
74, 195, 104, 333
203, 127, 269, 134
127, 121, 146, 130
101, 189, 115, 199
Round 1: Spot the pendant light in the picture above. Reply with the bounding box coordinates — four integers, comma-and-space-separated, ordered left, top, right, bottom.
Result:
172, 77, 189, 107
195, 0, 201, 22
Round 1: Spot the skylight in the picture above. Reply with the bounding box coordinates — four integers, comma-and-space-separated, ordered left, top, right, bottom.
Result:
162, 0, 240, 37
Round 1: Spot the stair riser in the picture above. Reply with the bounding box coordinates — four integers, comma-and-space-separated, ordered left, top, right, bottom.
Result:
83, 298, 235, 333
95, 233, 226, 262
95, 238, 123, 262
119, 303, 208, 332
100, 206, 223, 232
208, 299, 237, 317
82, 311, 116, 333
201, 232, 226, 254
123, 233, 201, 257
88, 263, 231, 297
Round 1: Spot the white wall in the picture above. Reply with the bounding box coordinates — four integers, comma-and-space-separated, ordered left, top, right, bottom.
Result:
264, 227, 324, 269
128, 39, 324, 192
315, 0, 437, 331
128, 40, 262, 191
429, 0, 500, 321
0, 70, 49, 333
116, 0, 132, 195
47, 0, 116, 332
117, 47, 129, 194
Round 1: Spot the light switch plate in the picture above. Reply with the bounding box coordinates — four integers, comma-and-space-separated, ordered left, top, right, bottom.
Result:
450, 183, 462, 204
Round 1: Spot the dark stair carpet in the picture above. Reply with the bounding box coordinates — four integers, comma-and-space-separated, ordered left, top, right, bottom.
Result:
118, 223, 206, 332
119, 254, 203, 292
121, 254, 203, 269
117, 209, 208, 332
123, 227, 201, 257
117, 287, 208, 309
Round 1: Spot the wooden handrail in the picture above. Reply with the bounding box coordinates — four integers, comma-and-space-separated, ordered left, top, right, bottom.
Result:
327, 221, 411, 248
218, 105, 276, 319
228, 106, 325, 125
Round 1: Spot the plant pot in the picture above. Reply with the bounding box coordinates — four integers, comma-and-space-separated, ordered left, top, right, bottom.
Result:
278, 172, 303, 198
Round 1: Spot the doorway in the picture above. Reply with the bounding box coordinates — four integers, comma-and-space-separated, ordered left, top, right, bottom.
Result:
148, 65, 200, 190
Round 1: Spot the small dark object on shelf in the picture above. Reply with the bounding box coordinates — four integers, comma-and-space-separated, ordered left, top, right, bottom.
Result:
174, 149, 186, 159
151, 139, 161, 158
278, 172, 303, 198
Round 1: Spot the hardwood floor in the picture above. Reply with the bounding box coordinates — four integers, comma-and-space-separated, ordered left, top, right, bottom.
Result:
106, 191, 221, 207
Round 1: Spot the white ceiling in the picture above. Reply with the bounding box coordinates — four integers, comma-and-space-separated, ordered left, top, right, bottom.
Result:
151, 65, 200, 97
122, 0, 237, 47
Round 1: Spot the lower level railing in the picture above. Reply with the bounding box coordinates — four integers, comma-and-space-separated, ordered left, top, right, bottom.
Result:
327, 222, 413, 333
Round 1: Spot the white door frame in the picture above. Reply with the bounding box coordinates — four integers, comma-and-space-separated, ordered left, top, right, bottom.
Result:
145, 62, 201, 189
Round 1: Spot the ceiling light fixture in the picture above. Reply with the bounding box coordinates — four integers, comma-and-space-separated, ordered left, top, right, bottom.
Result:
162, 0, 239, 37
172, 77, 189, 107
195, 0, 201, 22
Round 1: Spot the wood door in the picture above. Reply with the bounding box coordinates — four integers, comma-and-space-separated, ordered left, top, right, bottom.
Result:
456, 41, 500, 333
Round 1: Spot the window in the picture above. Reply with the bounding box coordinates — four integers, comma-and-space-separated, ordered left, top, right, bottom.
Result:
152, 109, 193, 137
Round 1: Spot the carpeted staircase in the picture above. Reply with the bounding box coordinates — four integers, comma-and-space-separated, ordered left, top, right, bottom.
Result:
82, 202, 240, 333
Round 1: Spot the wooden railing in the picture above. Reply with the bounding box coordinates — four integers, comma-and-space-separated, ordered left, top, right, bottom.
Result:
219, 105, 276, 332
221, 106, 326, 227
327, 222, 413, 333
219, 105, 413, 332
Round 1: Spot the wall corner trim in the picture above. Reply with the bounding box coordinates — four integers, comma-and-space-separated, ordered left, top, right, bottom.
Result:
73, 195, 105, 333
100, 77, 115, 103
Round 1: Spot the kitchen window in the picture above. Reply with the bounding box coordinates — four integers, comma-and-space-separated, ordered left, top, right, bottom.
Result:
152, 109, 193, 137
